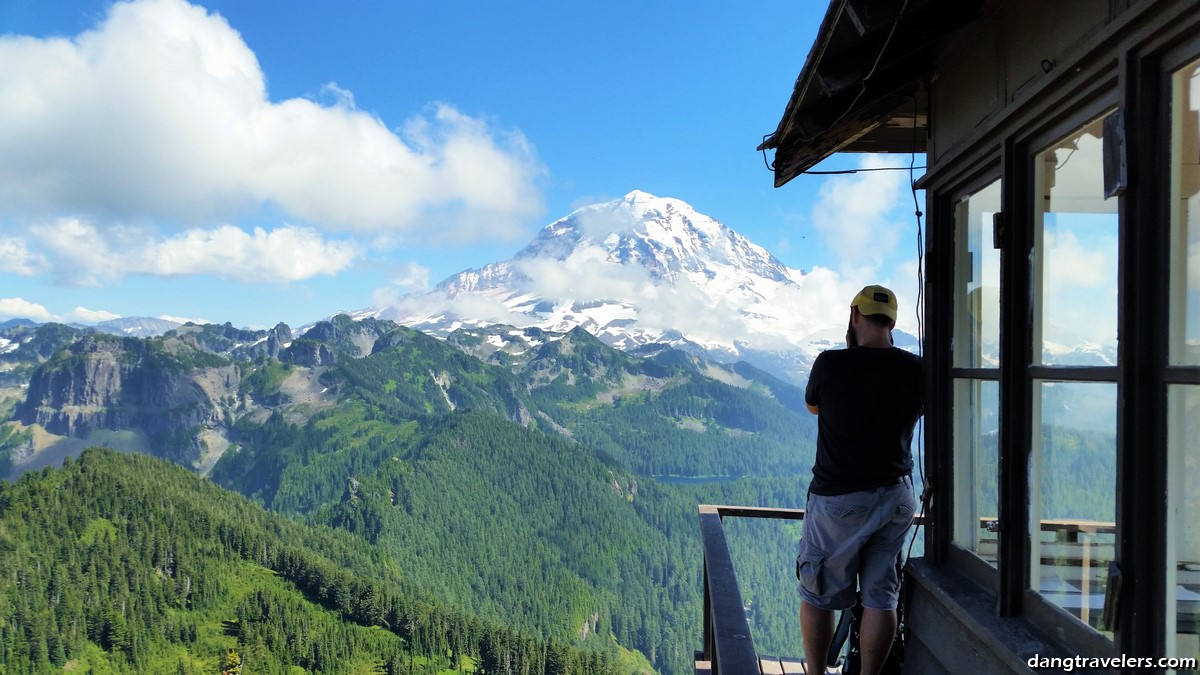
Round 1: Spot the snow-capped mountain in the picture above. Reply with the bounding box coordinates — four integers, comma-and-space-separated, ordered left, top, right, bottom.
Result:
365, 191, 859, 383
89, 317, 184, 338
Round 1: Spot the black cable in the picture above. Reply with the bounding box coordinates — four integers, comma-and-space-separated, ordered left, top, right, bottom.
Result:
761, 133, 775, 172
905, 92, 927, 567
803, 165, 926, 175
837, 0, 911, 129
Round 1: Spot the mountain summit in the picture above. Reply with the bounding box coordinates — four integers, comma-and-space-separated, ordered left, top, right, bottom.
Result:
368, 191, 842, 382
510, 190, 793, 283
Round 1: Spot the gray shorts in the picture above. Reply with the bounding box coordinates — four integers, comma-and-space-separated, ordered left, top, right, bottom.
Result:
796, 476, 917, 611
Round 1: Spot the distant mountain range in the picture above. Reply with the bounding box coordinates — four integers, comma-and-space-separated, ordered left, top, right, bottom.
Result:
5, 191, 1118, 382
0, 308, 815, 672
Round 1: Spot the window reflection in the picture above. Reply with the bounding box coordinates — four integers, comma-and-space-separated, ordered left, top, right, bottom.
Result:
1169, 386, 1200, 671
1033, 118, 1119, 366
952, 378, 998, 564
1030, 381, 1116, 634
954, 180, 1001, 368
1172, 61, 1200, 366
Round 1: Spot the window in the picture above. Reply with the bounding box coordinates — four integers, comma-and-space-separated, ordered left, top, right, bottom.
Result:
1033, 118, 1119, 367
954, 180, 1001, 370
1168, 385, 1200, 668
1169, 57, 1200, 671
1029, 116, 1119, 633
952, 179, 1001, 564
1030, 381, 1116, 632
1172, 59, 1200, 368
952, 378, 998, 562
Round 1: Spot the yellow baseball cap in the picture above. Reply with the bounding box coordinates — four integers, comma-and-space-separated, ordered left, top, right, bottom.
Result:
851, 285, 898, 322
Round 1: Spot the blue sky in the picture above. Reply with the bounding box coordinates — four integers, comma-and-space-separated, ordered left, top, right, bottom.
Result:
0, 0, 926, 331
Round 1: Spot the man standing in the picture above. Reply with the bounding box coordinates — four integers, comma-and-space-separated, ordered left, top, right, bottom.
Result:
798, 285, 922, 675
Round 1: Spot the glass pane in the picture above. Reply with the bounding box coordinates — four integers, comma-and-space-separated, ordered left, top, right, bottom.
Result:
1033, 118, 1119, 366
953, 179, 1002, 368
1169, 385, 1200, 672
952, 378, 999, 565
1172, 61, 1200, 366
1030, 380, 1116, 635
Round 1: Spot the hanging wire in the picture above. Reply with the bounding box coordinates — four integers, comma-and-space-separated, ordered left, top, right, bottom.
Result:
806, 165, 926, 175
905, 92, 927, 564
835, 0, 912, 132
761, 134, 776, 171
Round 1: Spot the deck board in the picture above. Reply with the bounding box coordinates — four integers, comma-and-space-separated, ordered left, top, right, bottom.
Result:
759, 655, 784, 675
758, 655, 835, 675
779, 657, 806, 674
759, 655, 838, 674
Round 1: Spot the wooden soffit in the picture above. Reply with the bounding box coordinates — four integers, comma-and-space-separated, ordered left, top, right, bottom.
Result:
759, 0, 982, 187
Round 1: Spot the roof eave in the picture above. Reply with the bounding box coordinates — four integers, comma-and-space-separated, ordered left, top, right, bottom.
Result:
760, 0, 981, 186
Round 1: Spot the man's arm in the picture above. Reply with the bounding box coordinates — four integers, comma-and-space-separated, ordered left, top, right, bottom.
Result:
806, 403, 819, 415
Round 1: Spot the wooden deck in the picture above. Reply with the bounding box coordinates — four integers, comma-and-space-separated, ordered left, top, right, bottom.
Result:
694, 654, 824, 675
757, 655, 810, 674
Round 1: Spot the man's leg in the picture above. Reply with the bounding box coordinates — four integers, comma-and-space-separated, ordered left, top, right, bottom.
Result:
858, 607, 898, 675
800, 600, 835, 674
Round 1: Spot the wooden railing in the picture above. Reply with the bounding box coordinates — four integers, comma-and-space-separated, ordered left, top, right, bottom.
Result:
698, 505, 806, 675
696, 505, 1124, 674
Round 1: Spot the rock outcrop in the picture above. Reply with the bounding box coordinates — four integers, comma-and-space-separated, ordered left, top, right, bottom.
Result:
17, 335, 239, 463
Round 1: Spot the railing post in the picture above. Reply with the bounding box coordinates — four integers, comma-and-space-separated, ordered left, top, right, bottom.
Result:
702, 557, 713, 662
696, 505, 814, 674
697, 505, 763, 675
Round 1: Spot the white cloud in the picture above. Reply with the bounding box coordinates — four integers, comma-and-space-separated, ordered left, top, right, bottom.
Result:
445, 294, 536, 327
1043, 229, 1111, 288
0, 0, 544, 239
1189, 238, 1199, 291
371, 262, 433, 307
0, 297, 54, 322
158, 314, 208, 325
392, 262, 432, 291
28, 217, 360, 285
811, 155, 907, 267
144, 224, 360, 281
69, 306, 121, 323
1041, 227, 1119, 348
519, 245, 653, 302
514, 248, 873, 351
574, 205, 639, 240
0, 236, 46, 275
779, 267, 894, 341
888, 258, 926, 337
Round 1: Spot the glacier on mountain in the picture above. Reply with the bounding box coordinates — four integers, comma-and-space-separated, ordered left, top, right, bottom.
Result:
363, 191, 862, 383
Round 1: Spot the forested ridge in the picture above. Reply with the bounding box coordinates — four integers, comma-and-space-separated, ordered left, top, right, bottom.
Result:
0, 449, 636, 674
0, 317, 827, 673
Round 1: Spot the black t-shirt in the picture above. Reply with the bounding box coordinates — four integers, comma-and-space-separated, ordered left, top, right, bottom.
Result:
803, 346, 923, 495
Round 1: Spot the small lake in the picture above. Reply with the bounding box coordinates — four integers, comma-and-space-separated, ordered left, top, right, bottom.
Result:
650, 475, 747, 485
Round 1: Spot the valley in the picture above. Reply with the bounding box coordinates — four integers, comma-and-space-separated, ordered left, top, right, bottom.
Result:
0, 313, 816, 674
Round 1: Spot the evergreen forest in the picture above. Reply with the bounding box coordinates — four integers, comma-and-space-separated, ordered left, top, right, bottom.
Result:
0, 317, 1119, 673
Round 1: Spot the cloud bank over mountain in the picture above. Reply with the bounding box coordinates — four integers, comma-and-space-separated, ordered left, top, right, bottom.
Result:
368, 191, 908, 381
